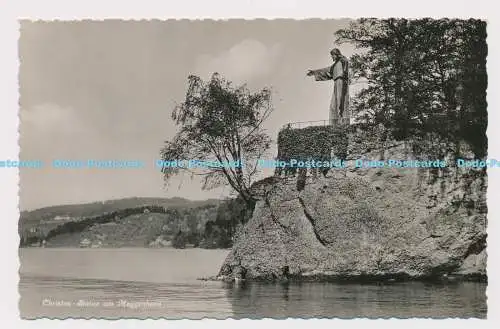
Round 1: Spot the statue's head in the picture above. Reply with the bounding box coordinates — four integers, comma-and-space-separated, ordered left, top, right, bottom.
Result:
330, 48, 341, 61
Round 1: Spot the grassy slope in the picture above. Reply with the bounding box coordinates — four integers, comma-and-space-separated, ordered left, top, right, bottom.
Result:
46, 207, 219, 247
19, 197, 220, 233
19, 197, 222, 246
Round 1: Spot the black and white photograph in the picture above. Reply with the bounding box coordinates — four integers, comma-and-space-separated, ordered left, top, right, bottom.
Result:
16, 18, 488, 319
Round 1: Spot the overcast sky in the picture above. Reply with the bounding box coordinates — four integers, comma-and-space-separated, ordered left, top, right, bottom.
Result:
18, 19, 361, 210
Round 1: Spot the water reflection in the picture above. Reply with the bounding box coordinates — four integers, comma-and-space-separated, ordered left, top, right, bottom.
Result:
224, 281, 487, 318
19, 249, 487, 319
19, 275, 233, 319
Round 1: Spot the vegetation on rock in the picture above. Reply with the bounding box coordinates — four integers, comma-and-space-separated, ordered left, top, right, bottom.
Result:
335, 18, 487, 158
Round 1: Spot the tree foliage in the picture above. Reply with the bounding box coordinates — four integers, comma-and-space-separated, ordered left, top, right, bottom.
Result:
335, 18, 487, 157
200, 196, 253, 249
160, 73, 274, 206
171, 230, 187, 249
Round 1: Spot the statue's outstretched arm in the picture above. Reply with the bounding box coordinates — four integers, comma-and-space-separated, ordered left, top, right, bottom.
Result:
306, 66, 332, 81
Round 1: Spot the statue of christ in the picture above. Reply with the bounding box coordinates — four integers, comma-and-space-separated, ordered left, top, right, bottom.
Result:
307, 48, 350, 125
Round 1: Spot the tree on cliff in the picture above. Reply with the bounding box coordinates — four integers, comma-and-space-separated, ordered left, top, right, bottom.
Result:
335, 18, 487, 157
160, 73, 273, 207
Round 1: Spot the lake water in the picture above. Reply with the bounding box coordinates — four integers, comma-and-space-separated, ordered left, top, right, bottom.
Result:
19, 248, 487, 319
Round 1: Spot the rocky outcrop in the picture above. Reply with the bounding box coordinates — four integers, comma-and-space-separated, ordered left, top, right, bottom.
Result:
218, 138, 487, 282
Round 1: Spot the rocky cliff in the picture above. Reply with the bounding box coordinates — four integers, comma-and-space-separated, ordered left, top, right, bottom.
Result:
218, 128, 487, 282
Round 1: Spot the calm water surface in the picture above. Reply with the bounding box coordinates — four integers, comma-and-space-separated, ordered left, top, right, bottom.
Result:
19, 248, 487, 319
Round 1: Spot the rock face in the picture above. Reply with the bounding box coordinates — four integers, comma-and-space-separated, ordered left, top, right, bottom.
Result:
218, 138, 487, 282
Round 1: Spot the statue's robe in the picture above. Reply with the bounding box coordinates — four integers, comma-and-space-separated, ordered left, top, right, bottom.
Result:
310, 56, 350, 125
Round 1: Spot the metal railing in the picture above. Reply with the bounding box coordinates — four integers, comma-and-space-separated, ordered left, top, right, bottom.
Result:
279, 79, 368, 131
281, 117, 352, 130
